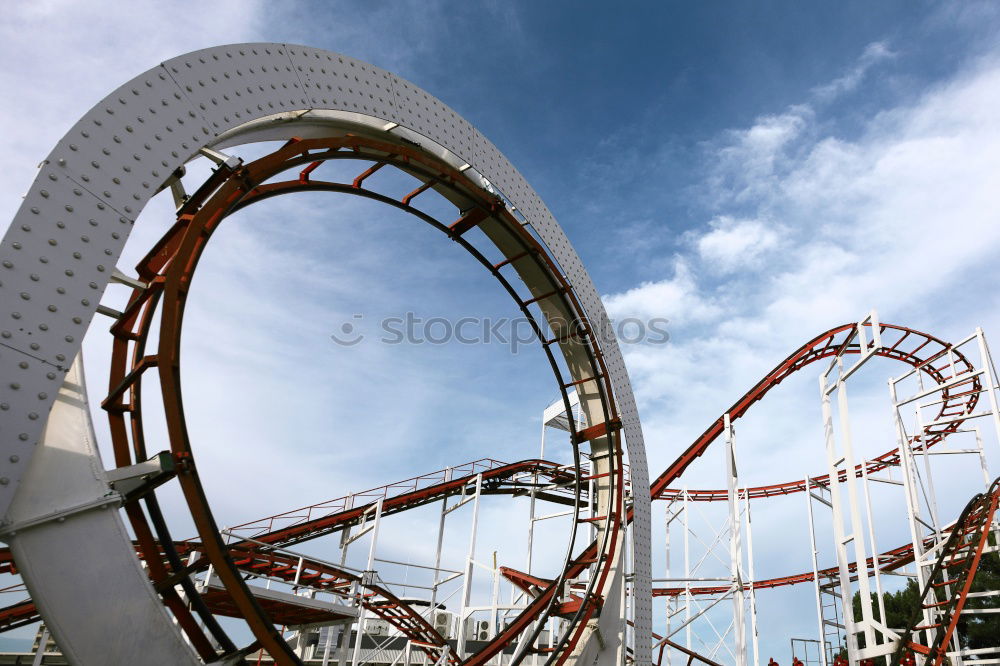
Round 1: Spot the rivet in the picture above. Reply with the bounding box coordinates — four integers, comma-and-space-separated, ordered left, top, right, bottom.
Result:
37, 392, 47, 400
47, 305, 57, 312
17, 434, 28, 441
28, 412, 38, 421
19, 292, 29, 300
81, 235, 89, 242
30, 207, 39, 214
56, 221, 65, 229
0, 331, 8, 338
0, 403, 7, 410
29, 274, 38, 281
29, 343, 39, 350
89, 282, 98, 289
9, 383, 19, 390
72, 317, 81, 324
40, 190, 49, 198
18, 362, 27, 369
56, 287, 65, 294
55, 354, 65, 362
48, 174, 57, 181
48, 239, 57, 246
65, 269, 73, 276
38, 324, 47, 331
46, 372, 56, 380
64, 336, 73, 343
11, 242, 20, 250
11, 313, 20, 320
81, 299, 90, 306
64, 205, 73, 212
0, 479, 9, 487
20, 224, 31, 232
39, 257, 48, 263
1, 261, 11, 268
73, 252, 81, 259
9, 455, 19, 463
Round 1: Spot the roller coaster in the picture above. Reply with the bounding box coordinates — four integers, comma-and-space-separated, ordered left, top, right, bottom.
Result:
0, 44, 996, 666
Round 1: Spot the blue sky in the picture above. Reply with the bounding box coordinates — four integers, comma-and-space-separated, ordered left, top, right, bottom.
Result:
3, 1, 1000, 661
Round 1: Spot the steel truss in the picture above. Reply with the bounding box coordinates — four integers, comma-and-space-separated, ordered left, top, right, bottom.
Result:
653, 313, 1000, 666
0, 42, 996, 666
0, 44, 651, 666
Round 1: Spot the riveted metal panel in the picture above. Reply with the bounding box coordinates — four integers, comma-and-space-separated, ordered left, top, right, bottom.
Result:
0, 347, 57, 514
391, 74, 476, 165
1, 43, 653, 665
44, 66, 204, 219
0, 176, 129, 367
163, 44, 307, 136
287, 46, 401, 124
5, 356, 199, 665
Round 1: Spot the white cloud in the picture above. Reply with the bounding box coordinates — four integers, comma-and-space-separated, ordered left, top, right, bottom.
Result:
811, 41, 897, 102
695, 216, 783, 272
608, 41, 1000, 490
604, 259, 720, 326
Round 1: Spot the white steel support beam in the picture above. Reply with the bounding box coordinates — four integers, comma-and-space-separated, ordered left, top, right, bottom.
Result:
724, 414, 747, 666
0, 43, 652, 666
350, 496, 384, 666
456, 473, 483, 658
805, 476, 830, 666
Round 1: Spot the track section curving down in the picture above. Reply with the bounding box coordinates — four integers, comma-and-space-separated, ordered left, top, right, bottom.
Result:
893, 476, 1000, 666
102, 133, 627, 665
0, 318, 986, 661
0, 44, 651, 666
652, 322, 980, 501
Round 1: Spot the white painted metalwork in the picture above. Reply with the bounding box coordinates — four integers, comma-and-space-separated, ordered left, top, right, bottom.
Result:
0, 43, 651, 665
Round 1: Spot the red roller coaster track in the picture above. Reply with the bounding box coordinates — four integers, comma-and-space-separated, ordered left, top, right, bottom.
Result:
0, 319, 992, 664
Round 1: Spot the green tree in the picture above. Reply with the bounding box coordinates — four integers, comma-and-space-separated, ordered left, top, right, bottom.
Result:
851, 549, 999, 651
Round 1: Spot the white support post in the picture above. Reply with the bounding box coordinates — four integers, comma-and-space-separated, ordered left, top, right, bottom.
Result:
821, 368, 861, 661
833, 365, 879, 655
457, 474, 484, 658
665, 495, 677, 666
431, 467, 454, 611
32, 626, 50, 666
743, 490, 760, 666
859, 460, 891, 666
337, 624, 352, 666
725, 414, 747, 666
805, 476, 829, 666
683, 487, 691, 653
976, 328, 1000, 453
320, 624, 336, 666
351, 497, 385, 666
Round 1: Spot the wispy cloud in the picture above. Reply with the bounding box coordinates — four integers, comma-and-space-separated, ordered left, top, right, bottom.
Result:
605, 37, 1000, 477
811, 41, 897, 102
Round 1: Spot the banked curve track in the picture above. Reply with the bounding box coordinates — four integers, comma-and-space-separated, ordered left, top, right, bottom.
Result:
0, 319, 992, 663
